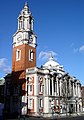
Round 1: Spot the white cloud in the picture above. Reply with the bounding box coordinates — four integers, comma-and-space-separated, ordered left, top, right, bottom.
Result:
73, 45, 84, 53
79, 45, 84, 52
38, 50, 57, 61
0, 58, 11, 74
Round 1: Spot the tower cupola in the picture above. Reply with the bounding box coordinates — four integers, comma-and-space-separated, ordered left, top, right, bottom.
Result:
13, 2, 37, 48
18, 2, 33, 31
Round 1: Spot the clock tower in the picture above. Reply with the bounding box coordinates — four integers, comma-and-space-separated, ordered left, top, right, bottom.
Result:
12, 3, 37, 79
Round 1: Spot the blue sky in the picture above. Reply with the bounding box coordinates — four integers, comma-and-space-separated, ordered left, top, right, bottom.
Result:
0, 0, 84, 85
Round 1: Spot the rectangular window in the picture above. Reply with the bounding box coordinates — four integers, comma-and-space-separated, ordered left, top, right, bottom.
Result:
29, 99, 32, 109
40, 99, 43, 108
40, 84, 43, 93
30, 85, 32, 92
28, 84, 32, 94
16, 49, 21, 61
31, 52, 33, 60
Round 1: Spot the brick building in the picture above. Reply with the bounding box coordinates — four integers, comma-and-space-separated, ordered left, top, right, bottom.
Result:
4, 2, 82, 117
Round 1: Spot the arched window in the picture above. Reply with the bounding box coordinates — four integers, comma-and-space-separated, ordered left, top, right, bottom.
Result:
19, 16, 23, 29
29, 49, 34, 61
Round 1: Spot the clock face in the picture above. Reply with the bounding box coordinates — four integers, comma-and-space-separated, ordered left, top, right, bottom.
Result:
17, 34, 22, 43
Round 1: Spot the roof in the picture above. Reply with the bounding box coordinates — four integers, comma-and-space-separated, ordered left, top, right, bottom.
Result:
43, 53, 62, 69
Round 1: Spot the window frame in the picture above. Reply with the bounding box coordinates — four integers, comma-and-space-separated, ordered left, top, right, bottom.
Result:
28, 84, 32, 94
16, 49, 21, 61
40, 99, 43, 108
29, 49, 34, 61
39, 84, 43, 93
29, 98, 33, 109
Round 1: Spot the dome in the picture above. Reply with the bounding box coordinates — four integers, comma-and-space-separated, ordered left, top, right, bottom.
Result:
43, 53, 60, 69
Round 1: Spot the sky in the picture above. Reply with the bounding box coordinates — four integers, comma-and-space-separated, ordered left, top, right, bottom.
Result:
0, 0, 84, 85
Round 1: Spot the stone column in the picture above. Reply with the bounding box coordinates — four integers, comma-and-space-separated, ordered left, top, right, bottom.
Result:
60, 80, 62, 96
47, 78, 49, 95
55, 81, 56, 96
74, 82, 76, 96
73, 82, 75, 96
76, 82, 78, 96
78, 83, 79, 97
44, 78, 46, 95
77, 83, 78, 97
49, 78, 50, 95
31, 19, 33, 31
77, 103, 79, 113
79, 84, 81, 97
57, 78, 59, 96
69, 80, 71, 96
52, 77, 54, 96
34, 74, 39, 114
78, 84, 81, 97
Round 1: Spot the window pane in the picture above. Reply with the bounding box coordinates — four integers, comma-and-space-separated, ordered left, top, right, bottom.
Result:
16, 49, 21, 61
40, 84, 42, 93
29, 50, 34, 61
40, 99, 43, 108
30, 85, 32, 91
29, 99, 32, 109
31, 52, 33, 60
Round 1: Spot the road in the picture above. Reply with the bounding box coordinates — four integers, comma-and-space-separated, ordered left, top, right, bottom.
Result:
57, 115, 84, 120
5, 115, 84, 120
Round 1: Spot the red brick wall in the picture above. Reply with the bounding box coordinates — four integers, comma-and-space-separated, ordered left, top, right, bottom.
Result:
12, 44, 36, 95
12, 44, 36, 73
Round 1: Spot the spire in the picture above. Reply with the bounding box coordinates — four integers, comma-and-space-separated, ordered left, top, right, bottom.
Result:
19, 2, 30, 16
49, 52, 54, 61
50, 52, 53, 58
24, 2, 29, 10
25, 1, 28, 6
22, 2, 29, 13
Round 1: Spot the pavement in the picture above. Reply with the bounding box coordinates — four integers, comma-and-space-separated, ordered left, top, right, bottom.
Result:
4, 114, 84, 120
